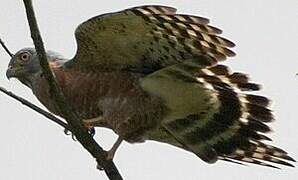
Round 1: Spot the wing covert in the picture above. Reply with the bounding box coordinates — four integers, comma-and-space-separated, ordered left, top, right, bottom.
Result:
65, 5, 235, 73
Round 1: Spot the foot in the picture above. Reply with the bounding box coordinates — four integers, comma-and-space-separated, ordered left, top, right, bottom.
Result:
64, 124, 96, 141
64, 128, 76, 141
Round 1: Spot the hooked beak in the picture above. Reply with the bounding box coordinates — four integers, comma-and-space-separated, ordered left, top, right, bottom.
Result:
6, 66, 15, 80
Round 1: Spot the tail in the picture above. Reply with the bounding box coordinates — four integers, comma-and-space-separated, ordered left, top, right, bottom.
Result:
194, 64, 295, 168
142, 58, 295, 168
157, 64, 296, 168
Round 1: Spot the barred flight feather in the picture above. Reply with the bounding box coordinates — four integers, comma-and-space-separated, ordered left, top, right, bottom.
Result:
133, 5, 177, 15
132, 5, 235, 63
150, 14, 232, 47
190, 65, 295, 168
223, 154, 281, 169
160, 14, 210, 25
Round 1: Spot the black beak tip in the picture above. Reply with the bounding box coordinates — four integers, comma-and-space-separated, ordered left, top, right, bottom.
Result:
6, 71, 11, 80
6, 67, 13, 80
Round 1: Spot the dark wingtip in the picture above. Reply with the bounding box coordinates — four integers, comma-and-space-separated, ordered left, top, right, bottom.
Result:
285, 155, 297, 163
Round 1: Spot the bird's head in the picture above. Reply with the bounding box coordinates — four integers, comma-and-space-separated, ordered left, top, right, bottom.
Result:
6, 47, 65, 88
6, 48, 42, 87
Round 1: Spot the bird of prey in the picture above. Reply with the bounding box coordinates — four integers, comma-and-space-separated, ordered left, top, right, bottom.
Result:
6, 5, 295, 168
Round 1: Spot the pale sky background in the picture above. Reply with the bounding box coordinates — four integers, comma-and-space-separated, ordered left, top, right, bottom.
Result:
0, 0, 298, 180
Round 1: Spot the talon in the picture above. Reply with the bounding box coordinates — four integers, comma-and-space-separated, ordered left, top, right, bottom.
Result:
71, 134, 77, 141
64, 128, 71, 135
64, 123, 95, 140
64, 128, 77, 141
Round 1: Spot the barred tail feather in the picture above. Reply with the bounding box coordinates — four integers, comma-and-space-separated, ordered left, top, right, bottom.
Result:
142, 48, 294, 167
194, 65, 295, 168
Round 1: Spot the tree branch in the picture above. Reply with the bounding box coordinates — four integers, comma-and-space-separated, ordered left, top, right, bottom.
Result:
21, 0, 123, 179
0, 86, 71, 131
0, 38, 13, 57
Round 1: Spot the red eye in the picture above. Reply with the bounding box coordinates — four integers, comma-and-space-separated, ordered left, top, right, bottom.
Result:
19, 52, 31, 62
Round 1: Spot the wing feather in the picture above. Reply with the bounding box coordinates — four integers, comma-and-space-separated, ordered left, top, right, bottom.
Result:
142, 60, 295, 168
65, 5, 235, 73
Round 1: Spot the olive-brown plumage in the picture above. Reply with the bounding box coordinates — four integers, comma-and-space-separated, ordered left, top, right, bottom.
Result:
6, 5, 295, 168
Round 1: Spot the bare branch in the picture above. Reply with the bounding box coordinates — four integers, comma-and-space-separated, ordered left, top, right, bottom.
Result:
0, 86, 70, 131
0, 37, 13, 57
21, 0, 123, 179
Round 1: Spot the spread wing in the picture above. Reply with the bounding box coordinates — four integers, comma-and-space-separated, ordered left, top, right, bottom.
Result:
64, 5, 235, 73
